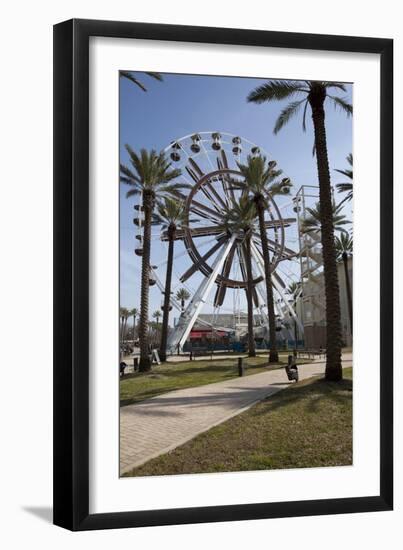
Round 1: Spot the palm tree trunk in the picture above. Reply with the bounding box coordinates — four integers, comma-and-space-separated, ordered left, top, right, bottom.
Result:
343, 252, 353, 335
309, 92, 343, 380
160, 227, 175, 362
138, 191, 153, 371
245, 234, 256, 357
181, 299, 185, 312
119, 316, 123, 358
256, 198, 278, 362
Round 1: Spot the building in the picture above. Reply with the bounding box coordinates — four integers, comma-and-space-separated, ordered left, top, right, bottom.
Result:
296, 256, 352, 348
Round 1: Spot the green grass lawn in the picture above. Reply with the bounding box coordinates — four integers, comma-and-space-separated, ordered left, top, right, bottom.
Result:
120, 353, 306, 407
123, 367, 352, 477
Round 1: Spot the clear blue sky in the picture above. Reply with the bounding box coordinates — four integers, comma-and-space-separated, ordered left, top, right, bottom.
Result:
120, 73, 352, 317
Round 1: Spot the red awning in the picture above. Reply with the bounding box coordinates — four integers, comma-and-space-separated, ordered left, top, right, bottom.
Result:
189, 330, 228, 339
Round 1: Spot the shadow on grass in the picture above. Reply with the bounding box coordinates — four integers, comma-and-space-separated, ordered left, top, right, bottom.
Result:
121, 363, 238, 381
120, 361, 286, 406
122, 360, 275, 380
248, 376, 353, 418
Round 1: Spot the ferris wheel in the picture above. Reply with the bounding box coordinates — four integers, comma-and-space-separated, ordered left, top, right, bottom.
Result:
143, 132, 303, 352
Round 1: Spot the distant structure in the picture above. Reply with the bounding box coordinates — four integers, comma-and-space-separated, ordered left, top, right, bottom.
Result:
293, 185, 352, 348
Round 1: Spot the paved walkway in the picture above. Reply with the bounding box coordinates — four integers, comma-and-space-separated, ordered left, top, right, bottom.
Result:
120, 353, 352, 474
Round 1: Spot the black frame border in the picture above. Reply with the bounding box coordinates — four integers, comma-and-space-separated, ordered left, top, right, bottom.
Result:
53, 18, 393, 531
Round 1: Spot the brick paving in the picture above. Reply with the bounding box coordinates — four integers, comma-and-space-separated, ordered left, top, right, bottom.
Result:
120, 353, 352, 474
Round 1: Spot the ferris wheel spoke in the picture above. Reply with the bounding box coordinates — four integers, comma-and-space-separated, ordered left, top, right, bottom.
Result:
220, 150, 237, 206
252, 235, 278, 256
190, 198, 222, 221
204, 178, 227, 209
186, 166, 222, 210
273, 271, 287, 289
162, 225, 224, 241
200, 186, 222, 212
180, 236, 228, 283
175, 190, 220, 222
252, 233, 297, 262
216, 158, 236, 207
213, 240, 237, 307
190, 207, 219, 223
268, 239, 297, 259
220, 149, 229, 169
185, 166, 199, 183
188, 157, 204, 177
187, 162, 222, 212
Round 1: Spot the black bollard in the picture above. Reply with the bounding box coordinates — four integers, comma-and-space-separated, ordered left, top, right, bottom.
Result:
238, 357, 244, 377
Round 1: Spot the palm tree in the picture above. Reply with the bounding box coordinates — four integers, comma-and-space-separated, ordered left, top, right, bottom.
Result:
176, 288, 191, 313
248, 80, 352, 380
300, 201, 350, 235
335, 233, 353, 333
129, 307, 138, 339
152, 310, 162, 325
219, 194, 259, 357
119, 307, 128, 347
154, 197, 191, 362
335, 153, 353, 206
235, 155, 292, 362
120, 147, 187, 372
120, 71, 163, 92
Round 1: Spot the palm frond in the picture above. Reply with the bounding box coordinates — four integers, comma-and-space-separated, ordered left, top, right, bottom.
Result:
121, 71, 164, 92
120, 176, 136, 185
145, 72, 163, 81
155, 196, 190, 230
328, 95, 353, 116
274, 99, 306, 134
335, 153, 353, 202
335, 169, 353, 179
247, 80, 308, 104
336, 183, 353, 193
302, 99, 309, 132
335, 232, 353, 259
120, 71, 147, 92
269, 178, 293, 196
126, 188, 141, 198
301, 200, 351, 235
324, 82, 347, 92
176, 288, 190, 301
120, 163, 141, 184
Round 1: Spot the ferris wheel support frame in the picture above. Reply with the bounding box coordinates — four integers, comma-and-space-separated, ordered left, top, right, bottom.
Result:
167, 234, 238, 353
149, 267, 182, 312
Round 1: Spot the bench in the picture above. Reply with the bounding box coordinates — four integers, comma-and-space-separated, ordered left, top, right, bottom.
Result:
296, 349, 326, 360
189, 348, 210, 360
